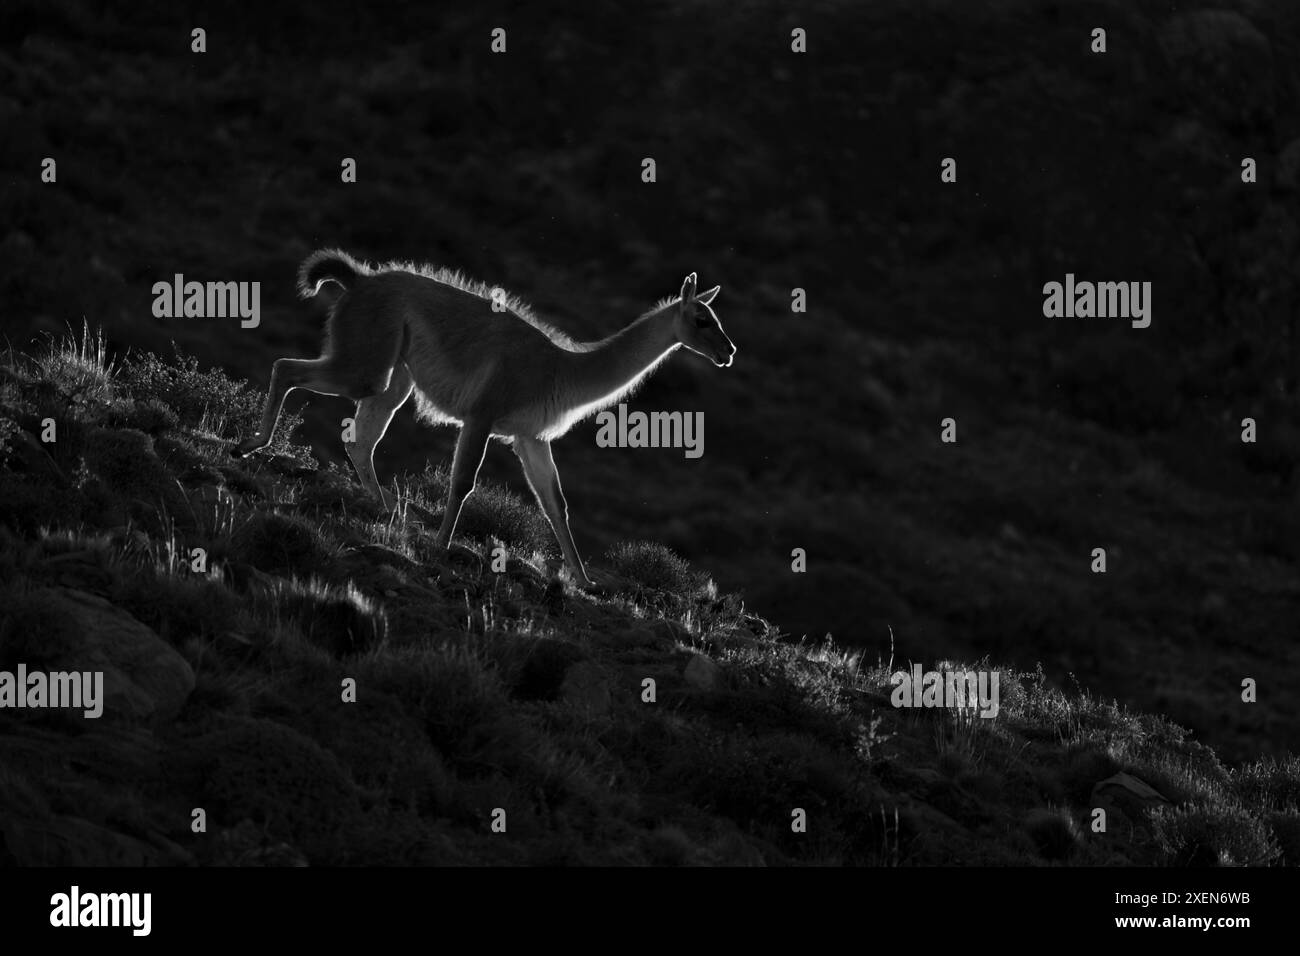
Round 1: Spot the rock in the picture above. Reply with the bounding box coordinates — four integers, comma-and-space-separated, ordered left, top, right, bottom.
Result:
5, 587, 194, 722
560, 661, 611, 712
1090, 771, 1170, 822
33, 548, 116, 594
684, 654, 720, 690
65, 725, 163, 780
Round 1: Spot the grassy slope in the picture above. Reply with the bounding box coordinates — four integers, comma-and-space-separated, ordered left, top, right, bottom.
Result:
0, 333, 1296, 866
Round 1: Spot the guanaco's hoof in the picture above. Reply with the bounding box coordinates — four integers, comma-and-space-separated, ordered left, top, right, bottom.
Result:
573, 573, 610, 595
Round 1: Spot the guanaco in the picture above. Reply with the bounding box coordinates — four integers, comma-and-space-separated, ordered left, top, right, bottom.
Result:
233, 250, 735, 587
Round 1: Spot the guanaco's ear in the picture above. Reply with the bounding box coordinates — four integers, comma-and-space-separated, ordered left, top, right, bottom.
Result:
696, 284, 720, 305
680, 272, 698, 302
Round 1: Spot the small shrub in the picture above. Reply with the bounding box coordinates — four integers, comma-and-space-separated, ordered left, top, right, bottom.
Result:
1233, 755, 1300, 812
358, 645, 513, 773
418, 464, 553, 554
111, 572, 244, 647
672, 730, 854, 831
168, 718, 362, 862
81, 427, 171, 501
103, 397, 179, 435
1024, 807, 1081, 861
120, 347, 308, 461
230, 511, 332, 576
606, 540, 704, 594
30, 323, 117, 409
296, 465, 376, 513
34, 414, 90, 473
1268, 810, 1300, 866
1150, 801, 1281, 866
510, 638, 586, 701
0, 414, 20, 463
120, 348, 247, 431
1057, 743, 1122, 803
255, 577, 386, 658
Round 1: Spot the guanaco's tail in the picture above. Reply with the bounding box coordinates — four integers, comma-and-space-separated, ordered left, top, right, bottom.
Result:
297, 248, 374, 298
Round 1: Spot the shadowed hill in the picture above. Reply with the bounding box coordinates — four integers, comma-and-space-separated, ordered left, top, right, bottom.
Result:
0, 332, 1295, 866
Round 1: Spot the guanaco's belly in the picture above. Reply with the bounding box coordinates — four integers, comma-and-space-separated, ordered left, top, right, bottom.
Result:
400, 302, 570, 440
408, 364, 561, 440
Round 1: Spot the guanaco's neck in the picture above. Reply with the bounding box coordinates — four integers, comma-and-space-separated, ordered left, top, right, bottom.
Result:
560, 306, 680, 413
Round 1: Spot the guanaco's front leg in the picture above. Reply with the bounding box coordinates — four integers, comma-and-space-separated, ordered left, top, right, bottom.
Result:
512, 435, 594, 588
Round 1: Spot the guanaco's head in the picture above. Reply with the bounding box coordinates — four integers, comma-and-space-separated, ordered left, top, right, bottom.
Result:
674, 272, 735, 367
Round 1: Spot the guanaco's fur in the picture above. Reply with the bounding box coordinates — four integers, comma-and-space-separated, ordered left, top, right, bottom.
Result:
233, 250, 735, 587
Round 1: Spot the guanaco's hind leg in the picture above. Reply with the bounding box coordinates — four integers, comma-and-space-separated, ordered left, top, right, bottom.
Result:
233, 356, 369, 456
435, 420, 492, 549
345, 362, 414, 509
512, 436, 593, 587
234, 308, 406, 458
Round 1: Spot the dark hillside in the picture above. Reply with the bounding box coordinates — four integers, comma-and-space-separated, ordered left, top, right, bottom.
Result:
0, 335, 1295, 865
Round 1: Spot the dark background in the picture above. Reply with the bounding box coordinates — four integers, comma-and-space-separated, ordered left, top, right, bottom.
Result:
3, 0, 1298, 762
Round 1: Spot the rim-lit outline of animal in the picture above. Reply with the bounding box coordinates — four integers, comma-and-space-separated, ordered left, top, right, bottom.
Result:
233, 250, 735, 587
